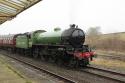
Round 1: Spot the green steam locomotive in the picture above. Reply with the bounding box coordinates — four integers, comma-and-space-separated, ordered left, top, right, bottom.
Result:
0, 24, 94, 67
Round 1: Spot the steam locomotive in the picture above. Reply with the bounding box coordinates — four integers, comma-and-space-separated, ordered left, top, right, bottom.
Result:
0, 24, 94, 67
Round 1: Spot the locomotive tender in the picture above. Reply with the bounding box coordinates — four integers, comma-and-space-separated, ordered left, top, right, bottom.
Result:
0, 24, 94, 67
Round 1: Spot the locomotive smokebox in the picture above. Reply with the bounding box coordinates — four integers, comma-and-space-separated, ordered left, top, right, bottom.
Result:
61, 24, 85, 48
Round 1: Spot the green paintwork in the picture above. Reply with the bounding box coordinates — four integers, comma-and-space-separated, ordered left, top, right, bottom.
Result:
35, 30, 63, 44
15, 29, 63, 49
28, 38, 32, 47
16, 35, 29, 49
30, 30, 46, 45
16, 34, 33, 48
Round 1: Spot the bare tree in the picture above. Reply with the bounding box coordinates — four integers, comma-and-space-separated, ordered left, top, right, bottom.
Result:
85, 26, 102, 48
86, 26, 101, 37
86, 27, 125, 52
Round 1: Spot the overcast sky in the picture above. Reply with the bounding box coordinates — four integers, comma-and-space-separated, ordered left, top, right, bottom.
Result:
0, 0, 125, 34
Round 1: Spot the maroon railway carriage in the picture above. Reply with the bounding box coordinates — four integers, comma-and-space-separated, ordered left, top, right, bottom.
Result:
0, 34, 20, 50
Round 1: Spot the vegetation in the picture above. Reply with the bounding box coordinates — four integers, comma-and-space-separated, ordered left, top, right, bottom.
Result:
86, 27, 125, 52
91, 58, 125, 70
86, 26, 101, 36
85, 26, 101, 49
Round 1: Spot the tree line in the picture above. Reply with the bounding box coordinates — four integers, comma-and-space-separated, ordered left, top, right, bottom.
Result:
86, 27, 125, 52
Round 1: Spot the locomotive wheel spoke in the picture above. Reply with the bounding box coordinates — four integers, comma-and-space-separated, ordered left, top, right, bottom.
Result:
40, 54, 46, 61
44, 55, 49, 61
33, 48, 39, 59
53, 56, 58, 63
33, 53, 39, 59
68, 58, 78, 68
56, 59, 63, 66
83, 58, 89, 67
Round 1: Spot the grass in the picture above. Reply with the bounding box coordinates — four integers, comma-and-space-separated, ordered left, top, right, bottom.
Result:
99, 32, 125, 41
87, 32, 125, 71
95, 50, 125, 56
91, 58, 125, 71
91, 49, 125, 72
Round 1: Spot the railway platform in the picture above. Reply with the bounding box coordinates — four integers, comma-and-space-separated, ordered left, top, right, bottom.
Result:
0, 53, 58, 83
0, 56, 28, 83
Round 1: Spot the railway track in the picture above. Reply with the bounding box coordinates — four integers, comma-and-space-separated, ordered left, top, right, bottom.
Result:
97, 54, 125, 62
2, 53, 76, 83
1, 50, 125, 83
8, 54, 125, 83
81, 66, 125, 83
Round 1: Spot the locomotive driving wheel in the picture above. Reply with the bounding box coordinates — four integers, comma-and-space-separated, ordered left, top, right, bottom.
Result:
40, 53, 48, 61
68, 57, 79, 68
40, 54, 45, 61
83, 58, 89, 67
40, 50, 49, 61
55, 58, 64, 66
33, 48, 39, 59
